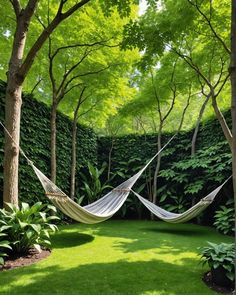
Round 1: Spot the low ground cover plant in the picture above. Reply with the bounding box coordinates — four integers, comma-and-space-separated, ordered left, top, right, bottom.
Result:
0, 202, 59, 258
199, 242, 235, 287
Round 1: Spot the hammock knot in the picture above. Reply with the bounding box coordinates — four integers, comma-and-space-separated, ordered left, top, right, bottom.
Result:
45, 192, 68, 202
112, 188, 130, 192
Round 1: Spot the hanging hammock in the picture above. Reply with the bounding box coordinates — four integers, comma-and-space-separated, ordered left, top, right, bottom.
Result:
0, 121, 230, 225
131, 176, 231, 223
0, 120, 175, 224
27, 135, 176, 224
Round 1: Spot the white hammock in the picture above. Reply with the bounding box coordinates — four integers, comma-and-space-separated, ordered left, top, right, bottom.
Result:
131, 177, 231, 223
30, 135, 176, 224
0, 120, 230, 225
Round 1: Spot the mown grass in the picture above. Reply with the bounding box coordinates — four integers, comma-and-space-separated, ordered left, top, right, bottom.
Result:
0, 220, 233, 295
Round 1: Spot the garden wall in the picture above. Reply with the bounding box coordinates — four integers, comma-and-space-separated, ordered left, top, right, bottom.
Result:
0, 81, 97, 206
98, 112, 232, 223
0, 78, 233, 225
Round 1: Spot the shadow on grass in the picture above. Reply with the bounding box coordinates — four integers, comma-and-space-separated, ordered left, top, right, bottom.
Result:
0, 258, 210, 295
84, 221, 212, 254
51, 232, 94, 249
141, 226, 209, 237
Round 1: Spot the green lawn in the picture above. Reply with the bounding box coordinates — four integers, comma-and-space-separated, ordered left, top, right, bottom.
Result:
0, 220, 233, 295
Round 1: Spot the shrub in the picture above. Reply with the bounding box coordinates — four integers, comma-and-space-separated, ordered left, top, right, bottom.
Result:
213, 201, 235, 235
79, 162, 112, 203
0, 202, 59, 254
199, 242, 235, 283
0, 228, 11, 265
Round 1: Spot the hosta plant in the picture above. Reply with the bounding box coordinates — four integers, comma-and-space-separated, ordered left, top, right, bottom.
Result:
0, 202, 59, 254
199, 242, 235, 286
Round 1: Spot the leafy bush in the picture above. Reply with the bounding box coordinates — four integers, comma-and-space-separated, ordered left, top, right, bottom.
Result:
213, 200, 235, 235
0, 228, 11, 265
199, 242, 235, 282
79, 162, 112, 203
0, 202, 59, 254
160, 194, 189, 213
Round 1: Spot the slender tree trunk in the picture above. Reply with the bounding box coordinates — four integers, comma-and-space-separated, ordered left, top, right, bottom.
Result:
191, 94, 211, 156
212, 91, 233, 151
151, 127, 162, 220
152, 124, 163, 197
230, 0, 236, 289
70, 117, 78, 200
50, 101, 57, 183
107, 138, 114, 181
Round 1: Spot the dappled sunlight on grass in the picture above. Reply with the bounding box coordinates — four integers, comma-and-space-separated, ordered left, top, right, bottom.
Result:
0, 220, 232, 295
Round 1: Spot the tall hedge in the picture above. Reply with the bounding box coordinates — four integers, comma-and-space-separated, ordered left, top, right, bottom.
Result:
0, 81, 97, 206
98, 112, 232, 223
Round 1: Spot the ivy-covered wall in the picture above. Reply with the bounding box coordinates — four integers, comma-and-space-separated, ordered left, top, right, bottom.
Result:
0, 81, 97, 206
0, 78, 233, 225
98, 113, 232, 223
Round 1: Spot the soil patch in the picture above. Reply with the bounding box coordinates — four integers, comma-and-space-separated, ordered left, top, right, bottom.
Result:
0, 249, 51, 271
203, 271, 235, 295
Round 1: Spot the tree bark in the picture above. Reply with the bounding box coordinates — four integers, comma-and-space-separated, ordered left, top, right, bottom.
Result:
107, 138, 114, 181
3, 82, 22, 206
3, 3, 38, 207
191, 94, 211, 156
70, 116, 78, 200
152, 126, 162, 206
50, 101, 58, 183
230, 0, 236, 289
211, 91, 233, 150
70, 87, 86, 200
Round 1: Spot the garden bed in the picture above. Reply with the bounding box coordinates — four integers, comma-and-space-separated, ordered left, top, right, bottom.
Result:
0, 249, 51, 271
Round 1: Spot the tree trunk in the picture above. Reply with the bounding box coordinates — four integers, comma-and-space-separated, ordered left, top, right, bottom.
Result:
191, 94, 211, 156
50, 101, 57, 183
107, 138, 114, 181
3, 82, 22, 207
153, 129, 162, 204
3, 9, 32, 207
230, 0, 236, 289
3, 1, 90, 207
70, 117, 78, 200
212, 91, 233, 150
151, 128, 162, 220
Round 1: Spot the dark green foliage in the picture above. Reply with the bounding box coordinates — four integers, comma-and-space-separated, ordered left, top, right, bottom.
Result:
0, 202, 59, 254
214, 200, 235, 235
98, 112, 232, 221
0, 228, 11, 265
0, 80, 97, 206
79, 162, 112, 204
199, 242, 235, 282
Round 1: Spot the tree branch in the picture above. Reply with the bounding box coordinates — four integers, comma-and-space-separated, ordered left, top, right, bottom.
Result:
187, 0, 231, 55
48, 37, 56, 94
57, 48, 91, 95
9, 0, 21, 18
18, 0, 91, 80
51, 39, 115, 59
30, 77, 42, 94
